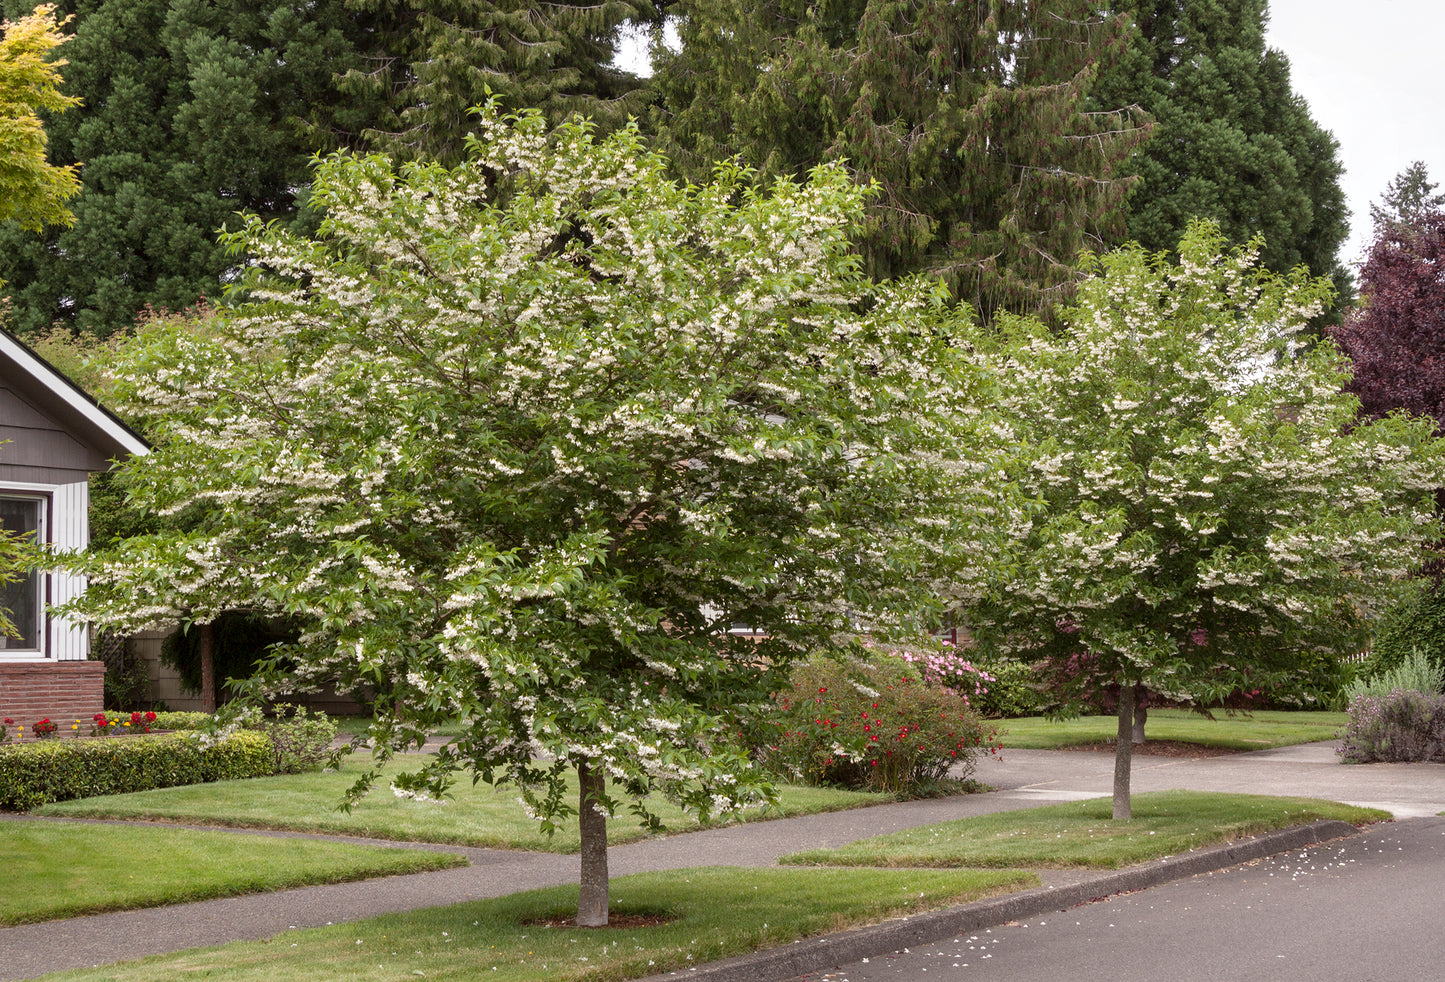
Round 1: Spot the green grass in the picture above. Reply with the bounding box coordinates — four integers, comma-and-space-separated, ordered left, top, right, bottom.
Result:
997, 709, 1347, 750
2, 821, 466, 926
34, 866, 1037, 982
328, 717, 467, 740
36, 758, 886, 852
780, 790, 1387, 869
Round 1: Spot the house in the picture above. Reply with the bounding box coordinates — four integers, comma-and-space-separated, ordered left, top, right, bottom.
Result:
0, 327, 148, 727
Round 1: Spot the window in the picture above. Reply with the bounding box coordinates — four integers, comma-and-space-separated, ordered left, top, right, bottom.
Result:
0, 496, 43, 652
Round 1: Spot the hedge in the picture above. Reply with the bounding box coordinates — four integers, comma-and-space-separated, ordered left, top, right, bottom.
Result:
0, 731, 273, 811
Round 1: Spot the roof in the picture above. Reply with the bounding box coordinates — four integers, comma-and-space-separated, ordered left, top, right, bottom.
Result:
0, 327, 150, 460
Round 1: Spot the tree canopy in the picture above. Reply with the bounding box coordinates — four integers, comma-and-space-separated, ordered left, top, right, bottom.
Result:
1369, 161, 1445, 235
649, 0, 1149, 321
965, 222, 1445, 818
63, 106, 998, 923
339, 0, 656, 166
0, 3, 78, 232
1092, 0, 1349, 301
1330, 210, 1445, 433
0, 0, 383, 337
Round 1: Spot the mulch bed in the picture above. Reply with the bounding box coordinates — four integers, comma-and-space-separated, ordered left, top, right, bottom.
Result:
1056, 739, 1240, 759
523, 913, 676, 929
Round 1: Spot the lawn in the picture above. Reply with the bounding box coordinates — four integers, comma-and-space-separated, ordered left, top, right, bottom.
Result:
33, 866, 1037, 982
36, 757, 886, 851
780, 790, 1386, 869
997, 709, 1347, 751
2, 820, 465, 926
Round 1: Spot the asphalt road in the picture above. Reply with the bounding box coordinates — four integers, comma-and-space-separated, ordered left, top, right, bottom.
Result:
791, 815, 1445, 982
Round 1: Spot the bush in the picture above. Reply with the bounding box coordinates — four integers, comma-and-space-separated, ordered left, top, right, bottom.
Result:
0, 731, 273, 811
1338, 689, 1445, 764
760, 648, 997, 795
243, 705, 340, 774
965, 658, 1047, 718
149, 711, 214, 731
1368, 586, 1445, 688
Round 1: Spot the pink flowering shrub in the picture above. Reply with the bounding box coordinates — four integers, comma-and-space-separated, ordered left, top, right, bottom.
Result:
760, 647, 998, 795
897, 643, 994, 702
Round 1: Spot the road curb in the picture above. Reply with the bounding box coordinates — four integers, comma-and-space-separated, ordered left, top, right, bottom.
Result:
636, 819, 1361, 982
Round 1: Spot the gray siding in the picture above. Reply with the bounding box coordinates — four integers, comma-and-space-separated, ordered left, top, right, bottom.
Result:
0, 386, 107, 485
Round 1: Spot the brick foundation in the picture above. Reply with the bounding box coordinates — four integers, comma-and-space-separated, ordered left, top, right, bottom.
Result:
0, 661, 106, 731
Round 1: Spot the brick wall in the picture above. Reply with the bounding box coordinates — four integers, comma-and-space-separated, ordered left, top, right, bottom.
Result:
0, 661, 106, 730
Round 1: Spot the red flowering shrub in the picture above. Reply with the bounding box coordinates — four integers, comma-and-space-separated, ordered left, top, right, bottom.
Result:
761, 648, 997, 795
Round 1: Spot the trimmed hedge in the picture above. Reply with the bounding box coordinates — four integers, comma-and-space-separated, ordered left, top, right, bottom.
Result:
0, 731, 273, 811
148, 711, 215, 731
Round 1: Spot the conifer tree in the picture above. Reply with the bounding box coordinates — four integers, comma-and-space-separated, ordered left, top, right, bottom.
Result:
339, 0, 656, 166
1091, 0, 1348, 296
649, 0, 1148, 321
0, 0, 381, 337
1369, 161, 1445, 234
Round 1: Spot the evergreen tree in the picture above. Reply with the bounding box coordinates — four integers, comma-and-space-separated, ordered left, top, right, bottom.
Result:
1091, 0, 1349, 297
649, 0, 1148, 321
1369, 161, 1445, 234
338, 0, 656, 166
0, 0, 380, 337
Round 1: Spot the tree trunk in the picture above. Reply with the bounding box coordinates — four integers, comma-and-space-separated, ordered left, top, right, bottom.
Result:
1132, 688, 1147, 744
1113, 682, 1134, 820
198, 621, 217, 713
576, 759, 609, 927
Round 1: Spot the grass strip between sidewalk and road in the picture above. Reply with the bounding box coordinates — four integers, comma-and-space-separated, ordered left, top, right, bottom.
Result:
34, 758, 886, 852
780, 790, 1387, 869
2, 820, 465, 926
31, 866, 1038, 982
997, 709, 1347, 750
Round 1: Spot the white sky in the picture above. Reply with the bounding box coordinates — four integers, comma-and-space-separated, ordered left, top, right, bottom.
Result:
621, 3, 1441, 271
1265, 0, 1445, 270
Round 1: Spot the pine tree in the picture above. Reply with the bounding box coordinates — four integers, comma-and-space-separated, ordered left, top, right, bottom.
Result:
1370, 161, 1445, 234
649, 0, 1148, 321
0, 0, 380, 337
1091, 0, 1348, 296
338, 0, 656, 166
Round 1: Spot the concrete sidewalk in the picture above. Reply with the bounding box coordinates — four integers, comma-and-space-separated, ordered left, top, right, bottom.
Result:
4, 739, 1437, 981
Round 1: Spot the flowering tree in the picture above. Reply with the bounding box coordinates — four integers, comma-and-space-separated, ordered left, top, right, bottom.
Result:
965, 222, 1445, 819
63, 106, 998, 924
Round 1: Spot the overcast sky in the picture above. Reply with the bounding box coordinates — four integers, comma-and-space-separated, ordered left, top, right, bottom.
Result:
621, 3, 1440, 271
1266, 0, 1445, 269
